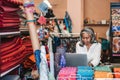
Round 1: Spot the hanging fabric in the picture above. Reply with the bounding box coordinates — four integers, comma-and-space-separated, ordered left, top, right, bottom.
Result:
48, 37, 54, 76
37, 13, 46, 25
64, 11, 72, 33
40, 45, 49, 80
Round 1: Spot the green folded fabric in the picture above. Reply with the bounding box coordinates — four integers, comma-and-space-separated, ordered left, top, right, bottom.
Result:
94, 66, 112, 72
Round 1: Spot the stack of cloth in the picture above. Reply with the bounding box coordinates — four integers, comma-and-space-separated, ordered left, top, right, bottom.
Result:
77, 66, 94, 80
0, 37, 33, 74
94, 66, 113, 79
57, 67, 77, 80
113, 67, 120, 78
0, 0, 22, 32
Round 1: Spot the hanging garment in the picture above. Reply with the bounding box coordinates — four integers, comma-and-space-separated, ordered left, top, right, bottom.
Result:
64, 11, 72, 33
37, 16, 46, 25
44, 9, 55, 18
34, 50, 41, 72
38, 2, 48, 15
40, 46, 49, 80
48, 37, 54, 75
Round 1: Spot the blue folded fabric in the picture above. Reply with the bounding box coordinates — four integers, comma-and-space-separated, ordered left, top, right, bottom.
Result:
77, 66, 94, 80
34, 50, 41, 72
77, 66, 92, 70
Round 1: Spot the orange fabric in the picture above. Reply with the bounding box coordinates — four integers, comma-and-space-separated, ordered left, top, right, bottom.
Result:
46, 53, 50, 61
29, 54, 36, 63
114, 68, 120, 78
94, 71, 113, 78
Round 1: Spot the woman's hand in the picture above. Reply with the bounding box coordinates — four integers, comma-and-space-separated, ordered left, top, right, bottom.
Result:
88, 63, 94, 67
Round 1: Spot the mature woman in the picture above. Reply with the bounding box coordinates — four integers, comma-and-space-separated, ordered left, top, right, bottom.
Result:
76, 27, 101, 67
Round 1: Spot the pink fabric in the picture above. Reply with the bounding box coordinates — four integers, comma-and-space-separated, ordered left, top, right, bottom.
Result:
58, 67, 77, 80
37, 16, 46, 25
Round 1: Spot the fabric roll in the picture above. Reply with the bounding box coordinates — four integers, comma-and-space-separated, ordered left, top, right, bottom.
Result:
0, 5, 20, 12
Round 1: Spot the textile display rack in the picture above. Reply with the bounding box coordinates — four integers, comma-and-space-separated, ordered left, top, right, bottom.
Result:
0, 65, 20, 77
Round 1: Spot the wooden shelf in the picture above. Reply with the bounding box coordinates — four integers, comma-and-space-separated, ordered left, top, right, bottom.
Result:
84, 24, 109, 26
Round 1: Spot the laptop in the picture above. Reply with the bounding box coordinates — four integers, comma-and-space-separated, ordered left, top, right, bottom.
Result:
65, 53, 88, 67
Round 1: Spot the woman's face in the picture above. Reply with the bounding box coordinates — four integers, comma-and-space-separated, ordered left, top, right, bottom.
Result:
81, 32, 91, 45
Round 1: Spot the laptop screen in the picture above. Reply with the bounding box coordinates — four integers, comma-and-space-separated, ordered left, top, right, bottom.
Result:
65, 53, 88, 67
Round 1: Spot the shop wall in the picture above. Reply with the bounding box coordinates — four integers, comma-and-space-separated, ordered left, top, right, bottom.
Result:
34, 0, 67, 18
67, 0, 84, 33
84, 0, 120, 39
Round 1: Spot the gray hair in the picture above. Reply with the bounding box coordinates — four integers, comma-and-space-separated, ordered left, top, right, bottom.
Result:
79, 27, 97, 46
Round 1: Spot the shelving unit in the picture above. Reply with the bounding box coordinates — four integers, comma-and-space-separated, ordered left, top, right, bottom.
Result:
84, 24, 109, 26
0, 65, 20, 77
0, 31, 20, 38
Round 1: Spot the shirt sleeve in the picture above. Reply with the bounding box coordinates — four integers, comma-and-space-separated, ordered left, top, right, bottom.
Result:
91, 43, 101, 67
76, 41, 80, 53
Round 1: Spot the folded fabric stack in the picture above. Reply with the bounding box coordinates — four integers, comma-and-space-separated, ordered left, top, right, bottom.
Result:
77, 66, 94, 80
57, 67, 77, 80
113, 67, 120, 78
0, 37, 33, 74
22, 36, 33, 56
94, 66, 113, 79
0, 0, 21, 32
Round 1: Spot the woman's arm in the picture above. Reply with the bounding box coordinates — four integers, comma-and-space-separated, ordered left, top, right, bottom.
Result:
90, 43, 101, 67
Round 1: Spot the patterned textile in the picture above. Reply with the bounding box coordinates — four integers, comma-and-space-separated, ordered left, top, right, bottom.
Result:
58, 67, 77, 80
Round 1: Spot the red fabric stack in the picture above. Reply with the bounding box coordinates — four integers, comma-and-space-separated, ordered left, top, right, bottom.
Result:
58, 67, 77, 80
0, 37, 33, 74
0, 0, 21, 32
